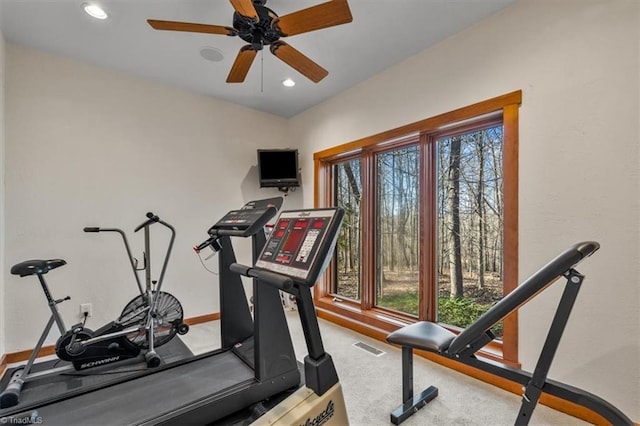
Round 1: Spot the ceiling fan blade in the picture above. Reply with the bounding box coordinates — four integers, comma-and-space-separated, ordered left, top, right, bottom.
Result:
229, 0, 259, 21
270, 41, 328, 83
275, 0, 353, 37
227, 46, 257, 83
147, 19, 236, 36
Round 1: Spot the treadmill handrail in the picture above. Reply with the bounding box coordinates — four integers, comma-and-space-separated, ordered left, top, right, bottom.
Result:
229, 263, 294, 291
447, 241, 599, 356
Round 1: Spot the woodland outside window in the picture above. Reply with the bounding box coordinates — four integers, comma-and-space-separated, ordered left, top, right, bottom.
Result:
313, 91, 521, 363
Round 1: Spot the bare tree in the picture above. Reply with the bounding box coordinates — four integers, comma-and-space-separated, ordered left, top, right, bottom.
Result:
447, 136, 464, 297
476, 132, 486, 289
335, 160, 362, 299
343, 161, 361, 272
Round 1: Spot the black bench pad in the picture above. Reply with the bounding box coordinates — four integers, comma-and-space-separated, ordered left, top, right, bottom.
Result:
10, 259, 67, 277
387, 321, 456, 353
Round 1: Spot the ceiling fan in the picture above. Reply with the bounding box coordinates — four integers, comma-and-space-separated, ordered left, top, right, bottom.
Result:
148, 0, 353, 84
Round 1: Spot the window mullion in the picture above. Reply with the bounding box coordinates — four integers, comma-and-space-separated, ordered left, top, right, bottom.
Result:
361, 149, 376, 310
421, 134, 437, 321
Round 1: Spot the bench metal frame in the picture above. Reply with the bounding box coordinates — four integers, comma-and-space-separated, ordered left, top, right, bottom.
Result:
387, 242, 632, 425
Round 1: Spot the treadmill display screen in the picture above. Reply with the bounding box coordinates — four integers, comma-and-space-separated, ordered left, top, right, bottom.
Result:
256, 208, 344, 287
211, 208, 271, 231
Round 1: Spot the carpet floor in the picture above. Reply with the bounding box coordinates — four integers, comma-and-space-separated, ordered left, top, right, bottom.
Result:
181, 311, 589, 426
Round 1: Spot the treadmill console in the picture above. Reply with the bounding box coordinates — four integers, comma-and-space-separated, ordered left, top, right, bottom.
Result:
207, 197, 283, 237
255, 208, 344, 287
194, 198, 284, 253
210, 208, 271, 231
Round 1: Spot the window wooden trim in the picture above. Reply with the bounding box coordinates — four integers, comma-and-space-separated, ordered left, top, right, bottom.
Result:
314, 90, 521, 364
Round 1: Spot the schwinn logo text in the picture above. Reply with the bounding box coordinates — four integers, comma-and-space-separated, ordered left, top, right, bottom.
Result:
300, 400, 334, 426
80, 356, 120, 369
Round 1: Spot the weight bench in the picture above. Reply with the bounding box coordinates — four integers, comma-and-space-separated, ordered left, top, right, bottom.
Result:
386, 241, 632, 425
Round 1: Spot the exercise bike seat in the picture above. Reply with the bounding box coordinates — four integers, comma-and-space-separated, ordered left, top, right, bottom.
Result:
11, 259, 67, 277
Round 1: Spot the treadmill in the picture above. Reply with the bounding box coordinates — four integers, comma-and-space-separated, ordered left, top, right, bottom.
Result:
0, 197, 304, 425
230, 207, 349, 425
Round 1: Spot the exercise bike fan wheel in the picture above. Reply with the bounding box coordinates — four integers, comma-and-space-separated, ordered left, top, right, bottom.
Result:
119, 291, 185, 349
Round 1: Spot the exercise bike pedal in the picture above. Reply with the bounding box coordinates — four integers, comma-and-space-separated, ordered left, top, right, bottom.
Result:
70, 323, 85, 333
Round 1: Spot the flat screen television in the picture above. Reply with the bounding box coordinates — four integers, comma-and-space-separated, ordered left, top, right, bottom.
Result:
257, 149, 301, 188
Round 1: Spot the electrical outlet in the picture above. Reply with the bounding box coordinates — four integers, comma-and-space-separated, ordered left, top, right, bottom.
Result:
80, 303, 92, 317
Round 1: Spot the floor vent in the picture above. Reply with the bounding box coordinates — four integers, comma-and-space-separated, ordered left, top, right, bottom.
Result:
353, 341, 385, 357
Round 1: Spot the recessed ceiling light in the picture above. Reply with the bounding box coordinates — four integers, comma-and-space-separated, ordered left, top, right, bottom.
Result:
200, 47, 224, 62
83, 3, 108, 20
282, 78, 295, 87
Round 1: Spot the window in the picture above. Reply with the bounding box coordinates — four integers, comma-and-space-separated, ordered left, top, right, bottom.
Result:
333, 157, 362, 301
376, 144, 420, 315
314, 92, 520, 363
436, 125, 505, 338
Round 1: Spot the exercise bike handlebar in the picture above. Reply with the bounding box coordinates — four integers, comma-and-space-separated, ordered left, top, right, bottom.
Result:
134, 212, 160, 233
229, 263, 293, 291
133, 212, 177, 299
154, 217, 176, 296
83, 226, 145, 295
83, 213, 177, 296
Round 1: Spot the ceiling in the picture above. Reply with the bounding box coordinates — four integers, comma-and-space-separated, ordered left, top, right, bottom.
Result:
0, 0, 516, 117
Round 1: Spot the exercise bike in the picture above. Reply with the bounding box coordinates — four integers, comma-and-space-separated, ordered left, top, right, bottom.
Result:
0, 212, 189, 409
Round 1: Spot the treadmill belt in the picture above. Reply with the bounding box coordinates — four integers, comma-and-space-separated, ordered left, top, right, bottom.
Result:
18, 351, 255, 425
0, 336, 193, 413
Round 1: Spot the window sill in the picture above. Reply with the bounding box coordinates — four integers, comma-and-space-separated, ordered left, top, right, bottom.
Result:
315, 296, 519, 368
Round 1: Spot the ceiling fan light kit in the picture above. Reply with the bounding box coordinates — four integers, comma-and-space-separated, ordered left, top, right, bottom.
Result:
147, 0, 353, 84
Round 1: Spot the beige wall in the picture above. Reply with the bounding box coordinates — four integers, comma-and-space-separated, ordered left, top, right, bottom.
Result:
4, 43, 294, 351
289, 0, 639, 420
0, 29, 5, 357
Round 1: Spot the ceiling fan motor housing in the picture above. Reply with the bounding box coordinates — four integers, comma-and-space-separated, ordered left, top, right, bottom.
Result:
233, 5, 281, 49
